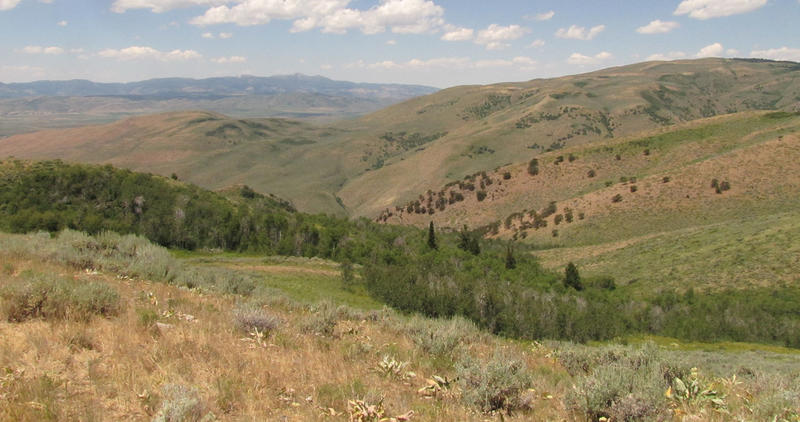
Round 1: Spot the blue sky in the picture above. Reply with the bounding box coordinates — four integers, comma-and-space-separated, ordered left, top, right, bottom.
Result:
1, 0, 799, 87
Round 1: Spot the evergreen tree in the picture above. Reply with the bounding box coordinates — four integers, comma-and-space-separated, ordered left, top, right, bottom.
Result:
427, 221, 437, 250
564, 262, 583, 290
458, 225, 480, 255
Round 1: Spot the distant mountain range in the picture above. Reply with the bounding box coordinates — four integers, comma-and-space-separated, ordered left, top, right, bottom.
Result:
0, 73, 437, 99
0, 74, 438, 135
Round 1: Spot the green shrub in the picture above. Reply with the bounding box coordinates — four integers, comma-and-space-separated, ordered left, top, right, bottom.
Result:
564, 344, 677, 421
476, 190, 487, 201
612, 194, 623, 203
406, 315, 480, 358
0, 274, 120, 322
457, 349, 533, 413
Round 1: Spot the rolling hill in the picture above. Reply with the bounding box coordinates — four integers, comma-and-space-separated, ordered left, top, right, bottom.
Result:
1, 58, 799, 217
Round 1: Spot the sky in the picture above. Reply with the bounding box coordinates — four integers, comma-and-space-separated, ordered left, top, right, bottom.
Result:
1, 0, 799, 88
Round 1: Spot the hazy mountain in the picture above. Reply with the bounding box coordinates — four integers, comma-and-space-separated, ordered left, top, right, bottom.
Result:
0, 74, 438, 135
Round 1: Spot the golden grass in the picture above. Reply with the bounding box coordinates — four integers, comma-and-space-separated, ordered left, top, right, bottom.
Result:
0, 254, 569, 421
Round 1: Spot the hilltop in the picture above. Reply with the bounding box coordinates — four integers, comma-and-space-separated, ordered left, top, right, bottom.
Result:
1, 58, 798, 217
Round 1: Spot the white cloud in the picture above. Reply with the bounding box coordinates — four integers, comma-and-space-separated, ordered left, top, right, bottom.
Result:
189, 0, 445, 36
750, 46, 800, 62
647, 51, 687, 61
528, 39, 545, 48
726, 48, 739, 55
320, 64, 332, 70
696, 42, 724, 57
98, 46, 203, 61
441, 26, 473, 41
111, 0, 229, 13
674, 0, 766, 19
0, 0, 22, 11
202, 32, 215, 38
20, 45, 65, 55
350, 55, 535, 71
475, 24, 529, 50
219, 32, 233, 38
532, 10, 554, 21
212, 55, 246, 63
636, 19, 679, 34
567, 51, 612, 65
555, 24, 605, 40
386, 39, 397, 45
57, 20, 68, 26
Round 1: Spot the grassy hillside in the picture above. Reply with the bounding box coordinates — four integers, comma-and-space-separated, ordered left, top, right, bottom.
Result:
2, 59, 798, 216
379, 111, 800, 296
0, 112, 353, 212
2, 231, 800, 421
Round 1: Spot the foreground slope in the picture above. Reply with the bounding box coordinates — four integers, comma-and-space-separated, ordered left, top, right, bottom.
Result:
2, 231, 799, 421
1, 59, 799, 215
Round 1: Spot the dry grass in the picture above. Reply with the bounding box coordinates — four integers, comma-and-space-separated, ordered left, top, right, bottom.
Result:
0, 252, 568, 421
2, 233, 798, 421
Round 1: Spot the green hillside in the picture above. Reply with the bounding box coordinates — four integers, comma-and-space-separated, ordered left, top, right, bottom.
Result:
1, 59, 798, 217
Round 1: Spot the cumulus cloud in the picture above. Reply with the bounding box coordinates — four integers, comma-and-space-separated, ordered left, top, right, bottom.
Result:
674, 0, 766, 19
57, 20, 68, 26
636, 19, 679, 34
202, 32, 215, 38
189, 0, 445, 36
530, 10, 554, 21
441, 25, 473, 41
111, 0, 229, 13
0, 0, 22, 11
212, 55, 246, 63
528, 39, 545, 48
567, 51, 612, 65
20, 45, 65, 55
386, 39, 397, 45
475, 24, 529, 50
750, 46, 800, 62
219, 32, 233, 38
98, 46, 203, 61
696, 42, 724, 57
555, 24, 605, 40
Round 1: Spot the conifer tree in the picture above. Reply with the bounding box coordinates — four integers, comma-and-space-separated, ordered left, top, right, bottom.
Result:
427, 221, 437, 250
564, 262, 583, 290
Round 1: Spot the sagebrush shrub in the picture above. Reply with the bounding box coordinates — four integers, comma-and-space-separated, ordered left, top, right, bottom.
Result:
456, 349, 533, 413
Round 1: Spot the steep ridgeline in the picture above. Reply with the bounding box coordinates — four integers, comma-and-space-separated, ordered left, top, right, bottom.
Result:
1, 59, 798, 216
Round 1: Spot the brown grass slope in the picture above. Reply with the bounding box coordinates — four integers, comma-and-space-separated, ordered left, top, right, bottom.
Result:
3, 233, 800, 421
380, 111, 800, 233
337, 58, 800, 216
1, 59, 799, 216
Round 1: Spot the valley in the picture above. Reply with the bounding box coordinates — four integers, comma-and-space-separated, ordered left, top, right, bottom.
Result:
1, 57, 800, 421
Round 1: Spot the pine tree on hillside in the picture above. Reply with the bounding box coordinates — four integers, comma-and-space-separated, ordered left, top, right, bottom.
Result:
564, 262, 583, 291
427, 221, 437, 250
